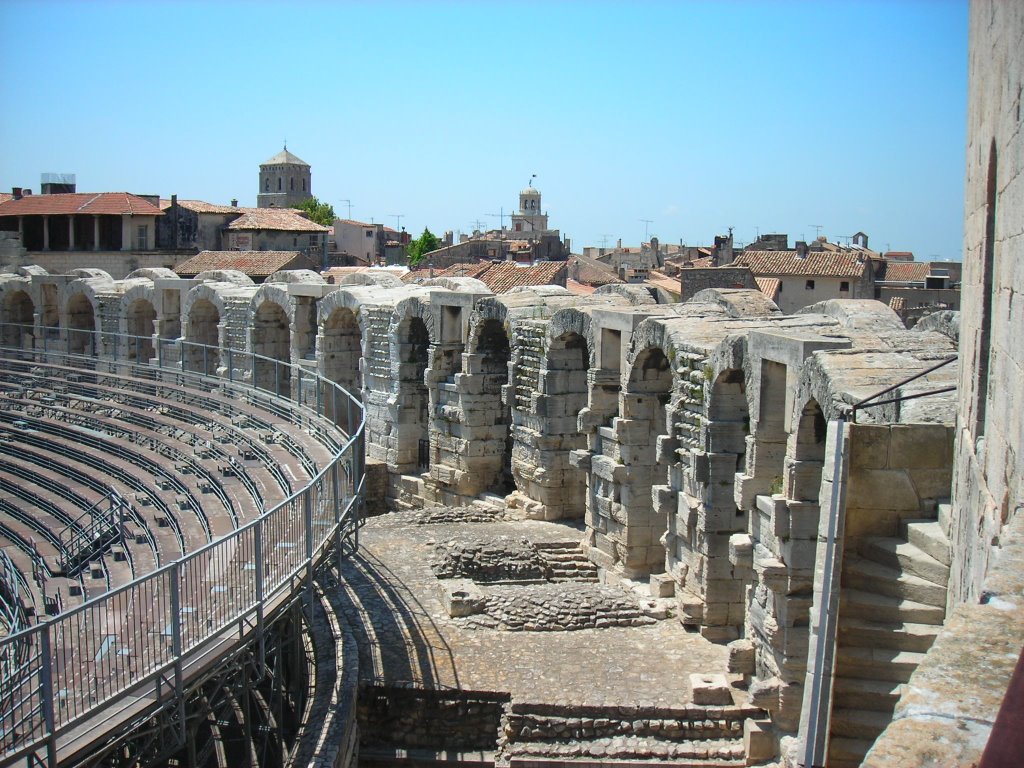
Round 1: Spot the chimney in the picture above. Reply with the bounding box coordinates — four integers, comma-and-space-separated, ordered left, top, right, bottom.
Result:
12, 187, 21, 200
22, 189, 31, 196
231, 199, 238, 207
796, 241, 808, 259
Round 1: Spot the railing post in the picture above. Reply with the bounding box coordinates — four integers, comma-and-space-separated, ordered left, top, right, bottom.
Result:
304, 490, 314, 598
40, 625, 57, 768
254, 520, 265, 675
227, 347, 234, 383
169, 561, 186, 745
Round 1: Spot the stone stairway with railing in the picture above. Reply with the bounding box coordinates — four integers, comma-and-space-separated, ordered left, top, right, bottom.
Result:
829, 503, 952, 767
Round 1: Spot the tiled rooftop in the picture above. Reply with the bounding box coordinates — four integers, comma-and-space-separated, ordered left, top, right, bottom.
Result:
405, 260, 567, 293
225, 209, 331, 232
174, 250, 317, 278
876, 261, 931, 282
733, 250, 868, 278
755, 277, 782, 302
0, 192, 164, 217
160, 199, 242, 215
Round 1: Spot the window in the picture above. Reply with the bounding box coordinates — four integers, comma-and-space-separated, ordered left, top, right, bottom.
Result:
290, 178, 295, 191
840, 281, 850, 292
302, 179, 306, 191
136, 225, 148, 250
278, 178, 282, 191
264, 178, 270, 192
365, 230, 374, 238
805, 279, 815, 290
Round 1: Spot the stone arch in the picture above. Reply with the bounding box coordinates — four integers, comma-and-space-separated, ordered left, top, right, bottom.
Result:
321, 305, 362, 431
251, 295, 292, 396
182, 286, 226, 375
124, 295, 156, 363
64, 285, 99, 355
469, 316, 514, 493
394, 311, 433, 473
787, 399, 827, 503
1, 288, 34, 348
539, 329, 591, 518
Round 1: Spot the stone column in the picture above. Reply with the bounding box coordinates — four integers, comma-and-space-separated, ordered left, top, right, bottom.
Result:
93, 215, 100, 251
42, 215, 50, 250
68, 216, 75, 251
17, 216, 23, 240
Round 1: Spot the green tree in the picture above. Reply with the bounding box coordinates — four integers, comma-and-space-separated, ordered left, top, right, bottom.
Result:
295, 196, 336, 227
406, 227, 441, 267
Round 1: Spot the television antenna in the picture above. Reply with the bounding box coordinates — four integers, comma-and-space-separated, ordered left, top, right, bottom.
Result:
639, 219, 653, 241
339, 199, 353, 219
809, 224, 823, 239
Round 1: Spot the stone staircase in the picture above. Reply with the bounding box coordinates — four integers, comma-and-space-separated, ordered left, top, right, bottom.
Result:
498, 699, 759, 766
535, 541, 600, 583
829, 504, 952, 767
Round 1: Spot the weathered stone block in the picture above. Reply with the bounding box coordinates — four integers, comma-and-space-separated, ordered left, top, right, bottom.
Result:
689, 673, 732, 705
743, 718, 775, 764
728, 638, 756, 675
848, 468, 921, 511
889, 423, 953, 469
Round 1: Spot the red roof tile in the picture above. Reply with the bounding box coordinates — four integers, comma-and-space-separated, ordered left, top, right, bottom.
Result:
161, 199, 242, 215
733, 250, 868, 278
225, 209, 330, 232
174, 250, 318, 278
877, 261, 930, 282
0, 192, 164, 217
755, 277, 782, 301
404, 259, 567, 293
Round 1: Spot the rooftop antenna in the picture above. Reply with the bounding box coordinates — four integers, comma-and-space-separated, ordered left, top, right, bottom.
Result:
487, 207, 508, 259
340, 199, 353, 219
284, 139, 287, 150
472, 218, 486, 232
599, 234, 612, 248
809, 224, 823, 239
639, 218, 653, 241
528, 173, 537, 188
390, 214, 404, 232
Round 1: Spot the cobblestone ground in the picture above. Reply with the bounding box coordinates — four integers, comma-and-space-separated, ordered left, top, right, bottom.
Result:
333, 508, 732, 708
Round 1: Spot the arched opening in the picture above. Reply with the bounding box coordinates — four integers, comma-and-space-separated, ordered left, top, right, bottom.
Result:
543, 331, 590, 517
755, 359, 789, 494
615, 346, 672, 576
475, 318, 513, 492
252, 300, 291, 396
788, 399, 826, 502
66, 294, 95, 354
2, 290, 34, 348
398, 316, 431, 472
322, 307, 361, 432
125, 298, 156, 362
186, 299, 220, 375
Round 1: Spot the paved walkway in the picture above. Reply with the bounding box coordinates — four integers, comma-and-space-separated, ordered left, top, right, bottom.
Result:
334, 510, 733, 709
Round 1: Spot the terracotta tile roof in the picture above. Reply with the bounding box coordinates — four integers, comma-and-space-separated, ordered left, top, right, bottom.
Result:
405, 259, 567, 293
684, 257, 715, 269
755, 277, 782, 302
225, 208, 330, 232
336, 218, 376, 228
888, 296, 906, 312
161, 199, 242, 215
0, 193, 12, 204
565, 278, 597, 295
876, 261, 930, 282
733, 250, 868, 278
570, 255, 621, 287
174, 250, 318, 278
0, 192, 164, 217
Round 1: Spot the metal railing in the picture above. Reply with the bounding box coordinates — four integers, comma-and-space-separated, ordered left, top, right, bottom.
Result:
0, 324, 365, 767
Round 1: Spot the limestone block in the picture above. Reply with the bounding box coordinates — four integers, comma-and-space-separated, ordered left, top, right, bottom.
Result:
690, 673, 733, 705
786, 501, 821, 540
888, 423, 953, 469
848, 468, 921, 511
907, 467, 954, 501
850, 423, 891, 469
677, 593, 703, 625
656, 434, 681, 464
734, 472, 767, 511
748, 676, 781, 711
577, 407, 604, 432
652, 484, 677, 516
743, 718, 775, 764
729, 533, 754, 567
650, 572, 675, 597
568, 449, 591, 471
438, 579, 486, 617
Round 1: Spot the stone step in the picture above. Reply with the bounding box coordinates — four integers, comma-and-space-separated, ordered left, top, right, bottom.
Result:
832, 677, 903, 711
843, 556, 947, 608
534, 541, 582, 551
937, 501, 953, 536
828, 736, 877, 766
504, 735, 746, 764
839, 617, 942, 653
900, 518, 952, 566
858, 536, 950, 585
835, 646, 927, 683
830, 707, 893, 741
840, 588, 945, 625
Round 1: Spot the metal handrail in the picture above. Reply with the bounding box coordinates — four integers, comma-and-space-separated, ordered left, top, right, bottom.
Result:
0, 325, 365, 767
849, 355, 957, 421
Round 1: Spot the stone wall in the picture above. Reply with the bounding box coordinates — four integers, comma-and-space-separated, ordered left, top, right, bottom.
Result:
679, 267, 757, 302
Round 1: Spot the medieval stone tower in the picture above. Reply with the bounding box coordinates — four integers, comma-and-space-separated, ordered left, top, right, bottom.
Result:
257, 145, 312, 209
512, 183, 548, 233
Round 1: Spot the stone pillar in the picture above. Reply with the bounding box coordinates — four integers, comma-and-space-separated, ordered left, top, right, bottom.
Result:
17, 216, 23, 240
68, 216, 75, 251
42, 215, 50, 250
93, 215, 100, 251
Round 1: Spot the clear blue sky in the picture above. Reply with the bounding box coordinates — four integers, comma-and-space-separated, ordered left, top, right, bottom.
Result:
0, 0, 967, 259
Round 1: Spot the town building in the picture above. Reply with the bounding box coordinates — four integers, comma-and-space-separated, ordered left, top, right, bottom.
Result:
173, 250, 319, 282
331, 218, 406, 266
